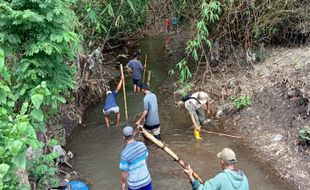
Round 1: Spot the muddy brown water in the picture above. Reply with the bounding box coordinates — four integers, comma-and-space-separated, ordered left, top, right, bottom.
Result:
67, 35, 295, 190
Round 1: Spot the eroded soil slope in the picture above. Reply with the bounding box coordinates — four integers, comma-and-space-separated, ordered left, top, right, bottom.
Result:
231, 47, 310, 189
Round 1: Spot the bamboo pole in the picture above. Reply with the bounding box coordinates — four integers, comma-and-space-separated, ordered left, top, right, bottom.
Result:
120, 64, 128, 121
147, 70, 152, 89
142, 54, 148, 83
137, 125, 204, 184
201, 129, 241, 139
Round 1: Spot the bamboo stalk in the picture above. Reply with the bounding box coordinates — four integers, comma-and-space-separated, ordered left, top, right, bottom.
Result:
147, 70, 152, 89
201, 129, 241, 139
142, 54, 148, 83
120, 64, 128, 121
137, 125, 204, 184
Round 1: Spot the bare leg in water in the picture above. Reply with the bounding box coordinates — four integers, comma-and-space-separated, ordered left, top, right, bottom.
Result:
104, 114, 110, 128
116, 112, 120, 128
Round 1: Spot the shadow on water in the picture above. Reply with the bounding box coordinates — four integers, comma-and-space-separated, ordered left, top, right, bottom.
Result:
67, 35, 296, 190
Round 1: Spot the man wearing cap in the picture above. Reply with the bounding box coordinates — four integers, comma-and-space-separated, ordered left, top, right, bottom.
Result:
136, 83, 161, 140
103, 76, 124, 128
184, 91, 212, 139
184, 148, 249, 190
120, 126, 152, 190
126, 51, 144, 93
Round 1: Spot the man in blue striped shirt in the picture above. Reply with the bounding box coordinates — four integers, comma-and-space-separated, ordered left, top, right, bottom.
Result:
120, 126, 152, 190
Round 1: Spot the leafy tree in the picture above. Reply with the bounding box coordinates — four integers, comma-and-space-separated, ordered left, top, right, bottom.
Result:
74, 0, 148, 48
0, 0, 80, 102
169, 0, 222, 88
0, 0, 80, 188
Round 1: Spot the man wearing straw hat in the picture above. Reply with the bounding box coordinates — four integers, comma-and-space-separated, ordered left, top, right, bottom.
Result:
184, 148, 249, 190
184, 91, 212, 140
102, 76, 124, 128
120, 126, 152, 190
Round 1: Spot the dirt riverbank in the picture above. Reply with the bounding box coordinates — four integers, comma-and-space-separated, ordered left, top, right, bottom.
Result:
232, 46, 310, 189
193, 46, 310, 190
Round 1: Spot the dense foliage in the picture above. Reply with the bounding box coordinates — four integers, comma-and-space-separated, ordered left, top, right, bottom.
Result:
169, 0, 309, 87
74, 0, 148, 48
0, 0, 308, 188
0, 0, 80, 188
170, 0, 222, 88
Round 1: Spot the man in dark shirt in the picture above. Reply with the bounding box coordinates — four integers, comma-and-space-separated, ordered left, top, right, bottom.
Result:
103, 76, 124, 127
126, 52, 143, 93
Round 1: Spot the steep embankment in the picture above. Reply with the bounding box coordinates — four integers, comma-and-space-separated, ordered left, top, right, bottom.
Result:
228, 46, 310, 189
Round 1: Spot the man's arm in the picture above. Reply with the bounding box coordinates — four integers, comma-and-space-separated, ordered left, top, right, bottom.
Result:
184, 165, 221, 190
126, 62, 133, 73
206, 102, 213, 117
115, 77, 124, 94
120, 171, 128, 190
190, 114, 200, 131
184, 165, 195, 183
136, 110, 148, 126
136, 98, 148, 126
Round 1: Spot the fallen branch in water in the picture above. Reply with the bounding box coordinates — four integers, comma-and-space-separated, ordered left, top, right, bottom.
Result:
201, 129, 242, 139
137, 125, 204, 183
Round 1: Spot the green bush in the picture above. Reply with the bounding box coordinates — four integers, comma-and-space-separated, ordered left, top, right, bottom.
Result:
232, 95, 252, 109
299, 128, 310, 144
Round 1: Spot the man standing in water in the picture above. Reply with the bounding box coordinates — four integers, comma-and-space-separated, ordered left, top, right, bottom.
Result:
136, 84, 161, 140
102, 76, 124, 128
120, 126, 152, 190
126, 51, 144, 93
184, 148, 249, 190
184, 91, 212, 139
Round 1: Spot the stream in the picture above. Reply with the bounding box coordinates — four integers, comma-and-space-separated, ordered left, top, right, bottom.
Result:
67, 35, 295, 190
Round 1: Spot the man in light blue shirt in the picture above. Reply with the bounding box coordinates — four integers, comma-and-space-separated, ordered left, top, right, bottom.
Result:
126, 51, 144, 93
103, 76, 123, 127
136, 84, 161, 140
184, 148, 249, 190
120, 126, 152, 190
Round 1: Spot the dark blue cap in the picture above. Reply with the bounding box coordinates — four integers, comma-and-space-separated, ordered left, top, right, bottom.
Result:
139, 83, 149, 90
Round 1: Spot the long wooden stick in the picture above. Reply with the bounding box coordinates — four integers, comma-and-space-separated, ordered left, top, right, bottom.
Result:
137, 125, 204, 183
147, 70, 152, 89
142, 54, 148, 83
201, 129, 241, 139
120, 64, 128, 121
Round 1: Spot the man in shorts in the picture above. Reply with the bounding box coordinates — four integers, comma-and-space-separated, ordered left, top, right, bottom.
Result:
136, 84, 161, 140
126, 51, 143, 93
103, 76, 124, 127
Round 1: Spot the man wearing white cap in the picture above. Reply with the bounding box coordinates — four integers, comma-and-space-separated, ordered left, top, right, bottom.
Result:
120, 126, 152, 190
184, 91, 212, 139
103, 76, 124, 128
184, 148, 249, 190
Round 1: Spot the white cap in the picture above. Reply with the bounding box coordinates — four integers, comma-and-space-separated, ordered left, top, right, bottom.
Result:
197, 92, 210, 104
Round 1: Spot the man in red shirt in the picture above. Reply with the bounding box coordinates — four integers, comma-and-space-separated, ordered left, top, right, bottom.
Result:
165, 18, 171, 33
